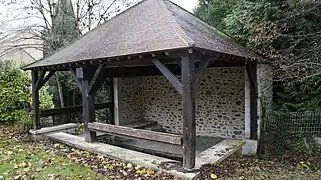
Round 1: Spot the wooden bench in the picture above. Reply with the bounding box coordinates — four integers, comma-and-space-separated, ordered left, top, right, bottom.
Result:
88, 122, 183, 145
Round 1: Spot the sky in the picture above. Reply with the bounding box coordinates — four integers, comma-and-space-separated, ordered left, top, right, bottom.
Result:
0, 0, 199, 35
172, 0, 198, 12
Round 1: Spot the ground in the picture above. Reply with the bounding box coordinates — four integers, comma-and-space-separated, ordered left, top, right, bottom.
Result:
1, 125, 321, 180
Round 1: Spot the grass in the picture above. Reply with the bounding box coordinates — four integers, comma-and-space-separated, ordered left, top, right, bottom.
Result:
0, 135, 107, 180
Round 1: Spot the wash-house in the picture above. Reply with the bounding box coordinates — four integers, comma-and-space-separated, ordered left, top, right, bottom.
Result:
24, 0, 273, 170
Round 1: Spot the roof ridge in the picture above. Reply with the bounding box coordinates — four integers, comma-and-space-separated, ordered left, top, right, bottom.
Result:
161, 0, 195, 48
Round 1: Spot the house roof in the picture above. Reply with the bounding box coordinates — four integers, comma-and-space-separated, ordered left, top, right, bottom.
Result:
23, 0, 261, 70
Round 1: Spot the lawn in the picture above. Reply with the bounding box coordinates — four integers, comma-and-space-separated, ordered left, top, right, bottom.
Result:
0, 126, 174, 180
1, 125, 321, 180
0, 132, 107, 180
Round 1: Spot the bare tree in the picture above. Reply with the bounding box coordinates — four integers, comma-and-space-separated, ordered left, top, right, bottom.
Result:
0, 0, 138, 55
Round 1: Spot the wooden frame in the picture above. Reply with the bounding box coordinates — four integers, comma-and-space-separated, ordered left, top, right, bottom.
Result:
29, 48, 251, 170
31, 70, 56, 130
88, 122, 183, 145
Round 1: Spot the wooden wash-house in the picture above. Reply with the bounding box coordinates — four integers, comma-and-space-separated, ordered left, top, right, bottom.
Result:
24, 0, 272, 170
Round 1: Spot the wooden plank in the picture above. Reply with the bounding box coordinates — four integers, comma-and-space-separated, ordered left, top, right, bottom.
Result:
31, 70, 40, 130
88, 122, 183, 145
194, 57, 210, 89
152, 59, 183, 95
40, 103, 112, 117
181, 55, 196, 170
37, 71, 56, 90
246, 62, 258, 140
88, 64, 105, 94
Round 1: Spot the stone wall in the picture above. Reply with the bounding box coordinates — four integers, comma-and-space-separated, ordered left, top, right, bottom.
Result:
116, 67, 246, 139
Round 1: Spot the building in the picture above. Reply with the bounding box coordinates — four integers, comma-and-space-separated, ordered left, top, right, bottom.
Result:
0, 33, 42, 67
24, 0, 273, 170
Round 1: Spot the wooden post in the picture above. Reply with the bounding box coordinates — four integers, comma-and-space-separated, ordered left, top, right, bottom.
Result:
181, 54, 196, 170
76, 67, 97, 143
247, 62, 258, 140
31, 70, 40, 130
107, 78, 115, 125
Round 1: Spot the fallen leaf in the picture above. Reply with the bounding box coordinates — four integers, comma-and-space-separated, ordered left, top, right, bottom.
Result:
210, 173, 218, 179
53, 144, 60, 149
146, 169, 155, 175
136, 169, 146, 175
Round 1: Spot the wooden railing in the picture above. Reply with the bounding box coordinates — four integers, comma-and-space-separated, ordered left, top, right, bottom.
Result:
40, 103, 113, 117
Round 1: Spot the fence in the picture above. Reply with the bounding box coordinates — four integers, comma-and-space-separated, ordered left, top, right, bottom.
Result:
264, 111, 321, 136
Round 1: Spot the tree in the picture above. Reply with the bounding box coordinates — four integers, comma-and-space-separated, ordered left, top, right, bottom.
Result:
195, 0, 321, 82
195, 0, 321, 112
0, 0, 137, 108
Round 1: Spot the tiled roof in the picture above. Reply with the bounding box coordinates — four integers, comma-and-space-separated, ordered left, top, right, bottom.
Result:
24, 0, 261, 70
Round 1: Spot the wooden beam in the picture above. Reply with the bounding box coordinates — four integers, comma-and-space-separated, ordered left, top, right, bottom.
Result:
246, 62, 258, 140
194, 57, 210, 89
40, 103, 112, 117
153, 59, 183, 95
31, 70, 40, 130
88, 64, 105, 94
181, 55, 196, 170
36, 71, 56, 90
88, 122, 183, 145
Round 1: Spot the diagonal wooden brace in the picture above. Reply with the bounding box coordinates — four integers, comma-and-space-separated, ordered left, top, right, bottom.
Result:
194, 56, 210, 90
153, 59, 183, 95
88, 64, 105, 94
69, 68, 83, 91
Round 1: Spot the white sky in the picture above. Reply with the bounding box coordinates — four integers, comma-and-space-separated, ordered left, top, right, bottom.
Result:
171, 0, 198, 12
0, 0, 199, 35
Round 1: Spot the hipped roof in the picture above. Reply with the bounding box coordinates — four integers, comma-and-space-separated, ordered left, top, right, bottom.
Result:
24, 0, 261, 70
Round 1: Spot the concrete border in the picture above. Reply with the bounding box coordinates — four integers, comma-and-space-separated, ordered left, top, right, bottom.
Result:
46, 132, 197, 179
29, 123, 78, 135
195, 139, 245, 168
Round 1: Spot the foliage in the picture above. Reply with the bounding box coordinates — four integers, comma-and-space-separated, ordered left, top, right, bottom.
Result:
274, 76, 321, 112
0, 61, 53, 125
195, 0, 321, 112
195, 0, 321, 82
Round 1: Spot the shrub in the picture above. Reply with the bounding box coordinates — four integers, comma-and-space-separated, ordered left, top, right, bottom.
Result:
0, 61, 54, 129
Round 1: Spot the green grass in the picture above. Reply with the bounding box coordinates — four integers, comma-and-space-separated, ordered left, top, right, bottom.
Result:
0, 137, 107, 179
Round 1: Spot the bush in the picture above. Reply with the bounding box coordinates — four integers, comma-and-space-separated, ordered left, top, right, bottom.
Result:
0, 61, 54, 129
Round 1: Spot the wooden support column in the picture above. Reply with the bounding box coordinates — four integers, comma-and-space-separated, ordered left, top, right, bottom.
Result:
246, 62, 258, 140
181, 54, 196, 170
107, 78, 115, 125
74, 66, 104, 143
31, 70, 40, 130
